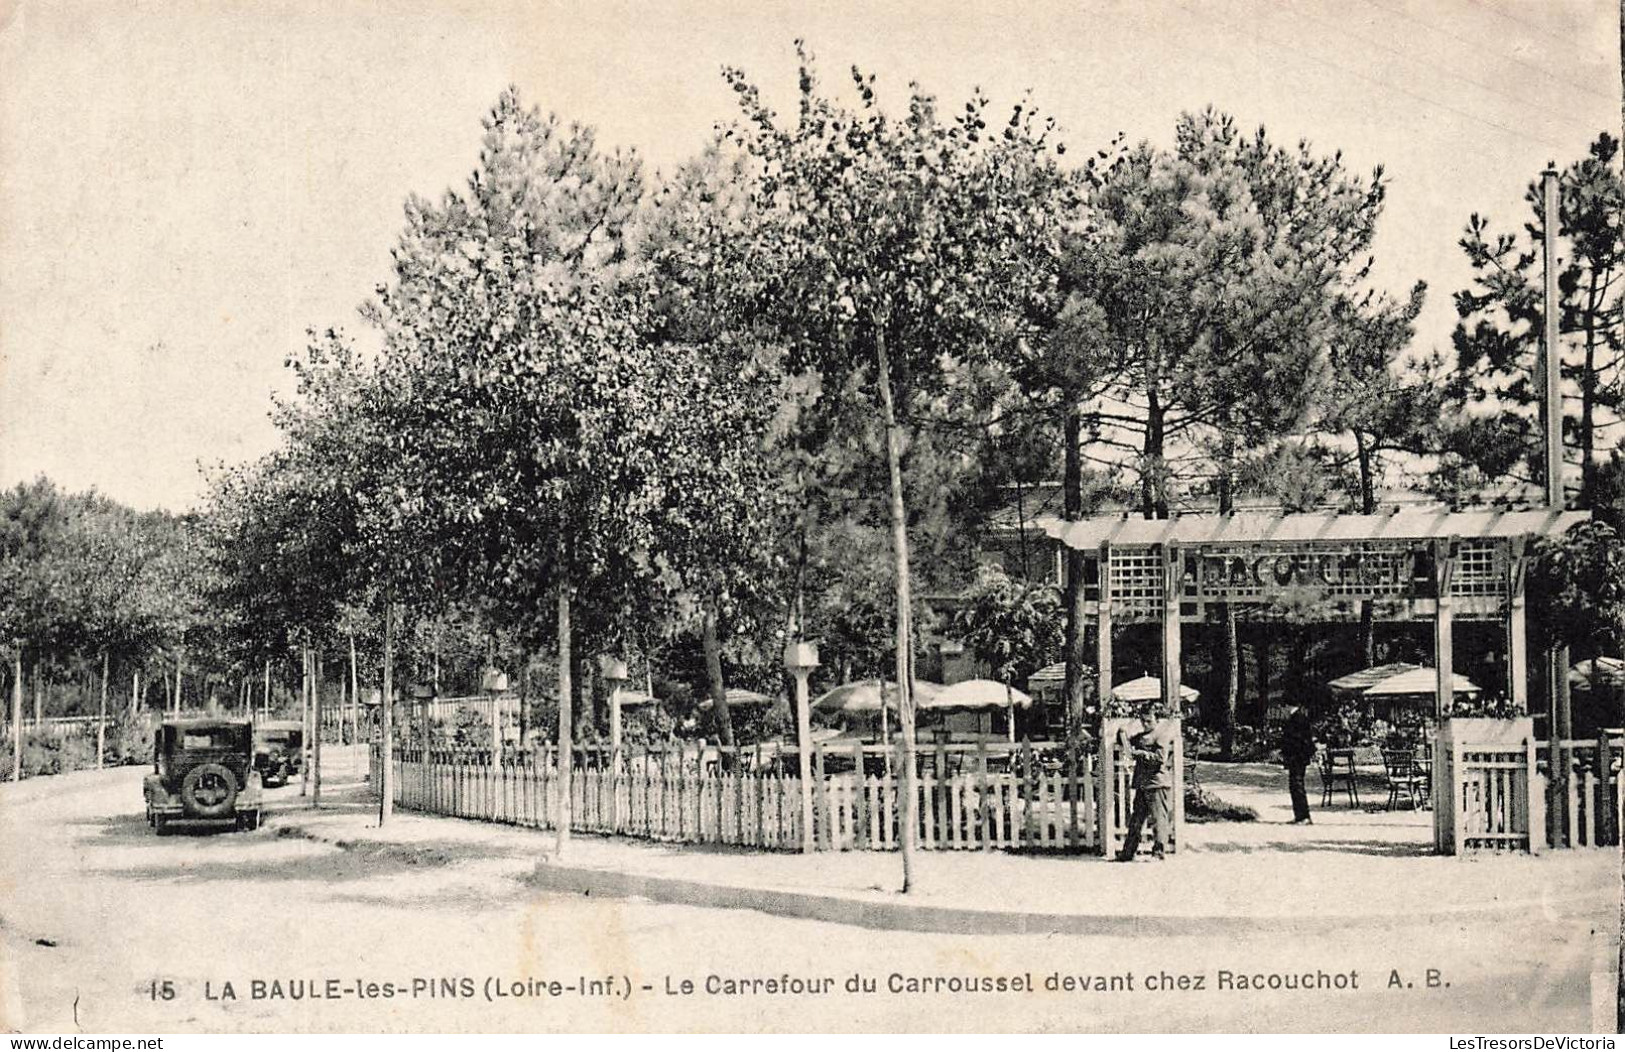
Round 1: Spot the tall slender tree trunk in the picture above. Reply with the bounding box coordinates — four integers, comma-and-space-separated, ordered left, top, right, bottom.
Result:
379, 601, 394, 824
131, 669, 140, 717
874, 327, 919, 894
1355, 431, 1379, 664
349, 632, 360, 747
12, 653, 23, 782
300, 643, 310, 798
97, 649, 108, 769
518, 650, 530, 748
1014, 472, 1030, 580
33, 664, 43, 723
1257, 635, 1273, 726
1580, 275, 1600, 506
702, 608, 735, 769
1218, 450, 1237, 759
1144, 390, 1170, 519
556, 583, 573, 857
1061, 403, 1091, 738
173, 649, 183, 716
312, 649, 323, 807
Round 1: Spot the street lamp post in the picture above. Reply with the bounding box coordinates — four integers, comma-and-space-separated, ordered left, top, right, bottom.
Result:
598, 657, 629, 767
784, 641, 820, 854
481, 666, 509, 763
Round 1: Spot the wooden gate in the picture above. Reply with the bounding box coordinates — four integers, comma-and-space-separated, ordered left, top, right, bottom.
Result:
1436, 718, 1543, 854
1438, 719, 1625, 853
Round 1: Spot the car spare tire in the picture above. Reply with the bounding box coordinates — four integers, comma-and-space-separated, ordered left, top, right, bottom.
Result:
180, 763, 239, 819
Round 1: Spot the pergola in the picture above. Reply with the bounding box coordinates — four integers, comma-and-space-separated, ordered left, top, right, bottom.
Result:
1037, 508, 1589, 719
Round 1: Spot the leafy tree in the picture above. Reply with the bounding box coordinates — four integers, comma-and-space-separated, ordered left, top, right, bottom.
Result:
1312, 283, 1441, 662
363, 88, 650, 840
1058, 109, 1390, 756
1442, 133, 1624, 508
723, 46, 1069, 890
1528, 521, 1625, 658
636, 143, 802, 752
950, 563, 1063, 690
0, 479, 75, 714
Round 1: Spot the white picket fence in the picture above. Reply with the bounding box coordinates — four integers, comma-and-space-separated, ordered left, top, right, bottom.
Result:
371, 720, 1184, 856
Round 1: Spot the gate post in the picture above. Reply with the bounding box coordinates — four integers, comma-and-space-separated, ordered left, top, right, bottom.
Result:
1526, 731, 1544, 855
1171, 718, 1184, 853
1096, 726, 1114, 855
1435, 718, 1462, 854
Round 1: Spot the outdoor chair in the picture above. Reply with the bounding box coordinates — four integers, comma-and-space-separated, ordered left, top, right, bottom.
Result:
1380, 747, 1427, 810
1319, 747, 1360, 807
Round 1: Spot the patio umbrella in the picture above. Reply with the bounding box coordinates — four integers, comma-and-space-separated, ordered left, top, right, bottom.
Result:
919, 678, 1034, 710
811, 679, 944, 714
1361, 668, 1479, 697
1327, 662, 1422, 697
616, 689, 661, 707
723, 688, 777, 707
1111, 675, 1199, 704
923, 677, 1032, 742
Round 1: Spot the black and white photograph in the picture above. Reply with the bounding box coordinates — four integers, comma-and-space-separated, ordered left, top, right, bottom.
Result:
0, 0, 1622, 1037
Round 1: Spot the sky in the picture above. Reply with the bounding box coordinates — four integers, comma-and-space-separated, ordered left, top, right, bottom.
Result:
0, 0, 1619, 512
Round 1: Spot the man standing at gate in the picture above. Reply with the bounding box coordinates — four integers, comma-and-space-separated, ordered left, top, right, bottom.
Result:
1114, 706, 1176, 861
1280, 702, 1316, 825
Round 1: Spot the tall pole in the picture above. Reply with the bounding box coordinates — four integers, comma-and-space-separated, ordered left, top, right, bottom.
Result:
263, 659, 271, 721
1542, 167, 1563, 507
1542, 166, 1575, 846
786, 643, 818, 854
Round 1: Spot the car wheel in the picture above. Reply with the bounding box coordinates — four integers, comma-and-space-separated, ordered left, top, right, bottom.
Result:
180, 763, 239, 819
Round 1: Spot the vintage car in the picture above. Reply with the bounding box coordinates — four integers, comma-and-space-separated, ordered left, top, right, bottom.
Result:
143, 718, 262, 833
253, 720, 304, 787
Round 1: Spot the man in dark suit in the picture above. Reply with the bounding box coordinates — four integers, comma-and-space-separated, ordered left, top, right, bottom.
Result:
1280, 703, 1317, 824
1114, 709, 1177, 861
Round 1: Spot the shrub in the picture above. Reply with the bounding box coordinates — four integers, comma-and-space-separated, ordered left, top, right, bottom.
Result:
1184, 784, 1259, 823
104, 713, 156, 767
21, 732, 68, 777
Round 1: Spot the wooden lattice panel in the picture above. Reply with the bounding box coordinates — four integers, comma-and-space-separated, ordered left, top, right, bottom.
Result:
1449, 540, 1504, 598
1107, 548, 1164, 617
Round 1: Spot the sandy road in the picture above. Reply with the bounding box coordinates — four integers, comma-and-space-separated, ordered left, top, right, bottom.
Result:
0, 762, 1613, 1033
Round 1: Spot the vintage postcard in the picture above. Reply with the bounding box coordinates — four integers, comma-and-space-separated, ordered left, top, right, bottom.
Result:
1, 0, 1622, 1036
